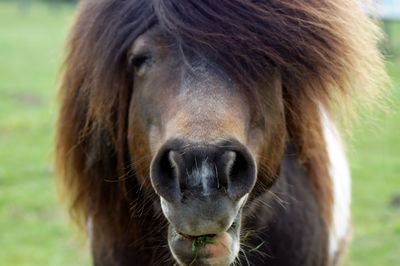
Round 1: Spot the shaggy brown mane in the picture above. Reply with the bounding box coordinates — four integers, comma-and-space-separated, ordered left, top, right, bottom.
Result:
56, 0, 387, 261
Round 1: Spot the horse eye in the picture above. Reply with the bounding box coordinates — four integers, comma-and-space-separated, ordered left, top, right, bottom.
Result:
130, 54, 151, 73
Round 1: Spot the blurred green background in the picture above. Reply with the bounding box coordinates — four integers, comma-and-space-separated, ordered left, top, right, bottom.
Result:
0, 1, 399, 265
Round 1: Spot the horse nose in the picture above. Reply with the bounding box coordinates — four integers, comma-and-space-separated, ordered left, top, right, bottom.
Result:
150, 139, 256, 202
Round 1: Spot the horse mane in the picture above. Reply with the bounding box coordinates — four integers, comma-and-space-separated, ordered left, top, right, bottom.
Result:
56, 0, 387, 252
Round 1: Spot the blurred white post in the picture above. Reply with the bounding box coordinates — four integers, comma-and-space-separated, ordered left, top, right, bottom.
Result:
363, 1, 400, 56
366, 0, 400, 19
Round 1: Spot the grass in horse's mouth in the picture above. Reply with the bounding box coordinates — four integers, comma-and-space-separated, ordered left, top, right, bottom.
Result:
176, 232, 218, 265
191, 235, 217, 250
175, 221, 239, 265
187, 235, 216, 266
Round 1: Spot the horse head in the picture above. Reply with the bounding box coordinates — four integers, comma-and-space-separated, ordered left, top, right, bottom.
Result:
127, 26, 285, 265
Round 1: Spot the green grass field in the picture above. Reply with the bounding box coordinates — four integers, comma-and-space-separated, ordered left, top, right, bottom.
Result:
0, 1, 399, 265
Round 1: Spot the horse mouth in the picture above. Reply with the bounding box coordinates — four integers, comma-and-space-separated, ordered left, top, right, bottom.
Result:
168, 218, 240, 266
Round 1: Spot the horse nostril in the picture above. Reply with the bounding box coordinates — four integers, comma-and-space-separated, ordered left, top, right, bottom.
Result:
222, 148, 256, 201
150, 148, 183, 202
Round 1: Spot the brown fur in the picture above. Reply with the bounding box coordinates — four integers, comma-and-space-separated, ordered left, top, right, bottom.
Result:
56, 0, 387, 263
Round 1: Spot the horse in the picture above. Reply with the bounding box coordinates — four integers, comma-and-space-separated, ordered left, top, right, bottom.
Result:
55, 0, 387, 265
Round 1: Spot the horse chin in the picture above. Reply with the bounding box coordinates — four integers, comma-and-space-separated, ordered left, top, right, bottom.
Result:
168, 217, 241, 266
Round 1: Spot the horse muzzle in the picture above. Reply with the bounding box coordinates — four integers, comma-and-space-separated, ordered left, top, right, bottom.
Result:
150, 138, 256, 265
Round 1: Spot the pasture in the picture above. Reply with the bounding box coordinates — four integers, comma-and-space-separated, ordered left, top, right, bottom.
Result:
0, 1, 398, 265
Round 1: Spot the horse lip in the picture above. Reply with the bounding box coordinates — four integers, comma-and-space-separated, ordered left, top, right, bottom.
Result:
177, 231, 195, 240
177, 231, 217, 240
168, 217, 241, 266
176, 219, 239, 239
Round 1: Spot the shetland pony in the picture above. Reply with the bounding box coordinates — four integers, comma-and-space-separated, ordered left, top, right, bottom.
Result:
56, 0, 387, 265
